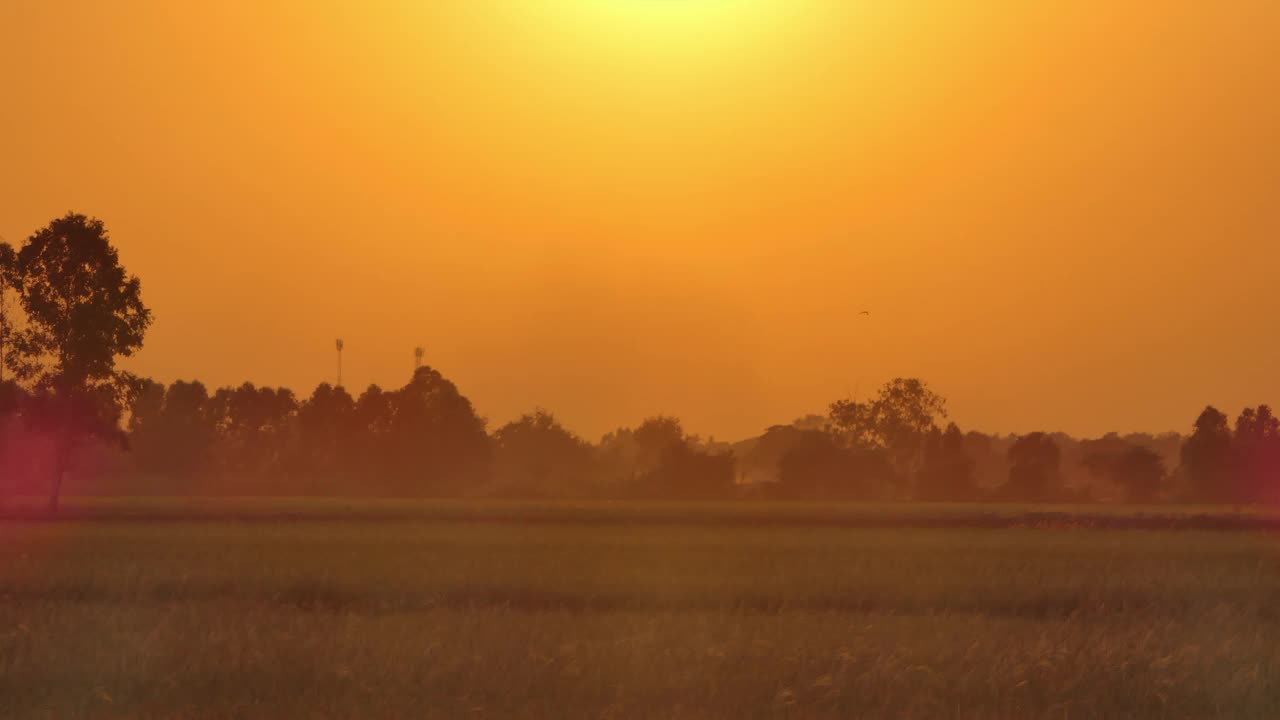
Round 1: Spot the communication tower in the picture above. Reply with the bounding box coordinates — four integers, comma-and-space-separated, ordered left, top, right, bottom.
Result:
335, 338, 345, 388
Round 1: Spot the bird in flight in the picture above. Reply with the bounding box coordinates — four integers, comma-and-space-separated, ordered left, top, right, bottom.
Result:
859, 310, 871, 316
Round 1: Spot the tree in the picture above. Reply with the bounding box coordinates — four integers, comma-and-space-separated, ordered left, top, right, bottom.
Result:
352, 384, 395, 483
599, 416, 736, 499
293, 382, 356, 486
207, 383, 298, 478
1082, 442, 1167, 503
1180, 407, 1234, 502
775, 429, 891, 500
646, 441, 737, 500
916, 423, 978, 501
0, 242, 17, 383
738, 424, 823, 484
828, 378, 947, 494
384, 366, 490, 494
0, 213, 152, 511
0, 379, 27, 498
129, 379, 217, 479
1232, 405, 1280, 503
492, 409, 594, 497
632, 416, 686, 473
963, 431, 1009, 490
1001, 432, 1062, 502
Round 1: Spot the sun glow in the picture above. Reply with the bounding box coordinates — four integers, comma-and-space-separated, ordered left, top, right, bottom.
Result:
580, 0, 773, 27
535, 0, 794, 56
6, 1, 1278, 441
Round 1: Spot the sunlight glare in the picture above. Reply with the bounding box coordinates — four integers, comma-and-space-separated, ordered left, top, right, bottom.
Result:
553, 0, 786, 49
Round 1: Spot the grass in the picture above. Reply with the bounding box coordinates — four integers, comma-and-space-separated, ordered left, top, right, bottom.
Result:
3, 500, 1280, 717
3, 495, 1279, 528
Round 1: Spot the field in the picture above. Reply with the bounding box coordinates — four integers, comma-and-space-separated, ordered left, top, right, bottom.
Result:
3, 500, 1280, 718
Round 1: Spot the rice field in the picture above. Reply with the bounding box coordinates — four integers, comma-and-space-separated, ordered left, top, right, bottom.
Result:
3, 500, 1279, 718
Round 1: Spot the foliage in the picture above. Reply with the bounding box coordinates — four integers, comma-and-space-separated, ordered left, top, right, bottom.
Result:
0, 213, 151, 510
2, 213, 150, 392
829, 378, 948, 493
384, 366, 491, 493
292, 382, 357, 484
1001, 432, 1063, 502
491, 409, 594, 496
1181, 406, 1235, 502
598, 416, 736, 498
916, 423, 977, 501
1081, 438, 1167, 503
1232, 405, 1280, 502
129, 379, 217, 478
775, 430, 890, 500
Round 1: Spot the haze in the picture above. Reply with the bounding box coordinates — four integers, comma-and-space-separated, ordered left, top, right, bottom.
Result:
2, 1, 1277, 440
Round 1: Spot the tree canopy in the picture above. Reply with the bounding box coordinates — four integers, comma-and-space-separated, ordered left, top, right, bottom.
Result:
0, 213, 152, 510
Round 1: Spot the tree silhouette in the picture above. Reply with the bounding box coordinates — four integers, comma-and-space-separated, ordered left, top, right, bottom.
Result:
0, 243, 17, 383
829, 378, 948, 495
1082, 440, 1166, 503
385, 366, 490, 494
1180, 407, 1234, 502
647, 440, 736, 499
916, 423, 978, 501
738, 424, 825, 484
129, 379, 217, 480
598, 416, 736, 499
0, 379, 26, 497
351, 384, 394, 484
207, 383, 297, 478
776, 430, 891, 500
492, 409, 594, 497
294, 382, 357, 487
0, 213, 151, 511
1232, 405, 1280, 503
1002, 432, 1062, 502
632, 416, 686, 474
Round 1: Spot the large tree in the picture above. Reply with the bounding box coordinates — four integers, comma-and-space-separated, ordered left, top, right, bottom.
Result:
385, 366, 490, 494
829, 378, 948, 493
0, 213, 151, 511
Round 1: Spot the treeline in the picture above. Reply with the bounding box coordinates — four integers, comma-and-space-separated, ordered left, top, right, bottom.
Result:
0, 368, 739, 499
0, 368, 1273, 504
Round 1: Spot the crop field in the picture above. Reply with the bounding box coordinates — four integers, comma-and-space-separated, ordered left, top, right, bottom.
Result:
3, 500, 1280, 718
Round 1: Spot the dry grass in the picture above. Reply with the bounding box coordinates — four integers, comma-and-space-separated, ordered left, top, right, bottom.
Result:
3, 507, 1279, 718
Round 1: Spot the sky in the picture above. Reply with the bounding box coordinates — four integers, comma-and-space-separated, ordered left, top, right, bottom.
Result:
2, 1, 1278, 441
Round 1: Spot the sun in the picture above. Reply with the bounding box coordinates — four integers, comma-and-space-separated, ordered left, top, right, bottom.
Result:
585, 0, 766, 27
546, 0, 784, 42
523, 0, 793, 68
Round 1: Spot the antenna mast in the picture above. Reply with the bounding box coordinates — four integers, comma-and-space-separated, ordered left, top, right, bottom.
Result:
414, 346, 425, 372
335, 338, 344, 388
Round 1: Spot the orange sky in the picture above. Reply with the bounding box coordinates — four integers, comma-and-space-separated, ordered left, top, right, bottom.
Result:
2, 1, 1278, 441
